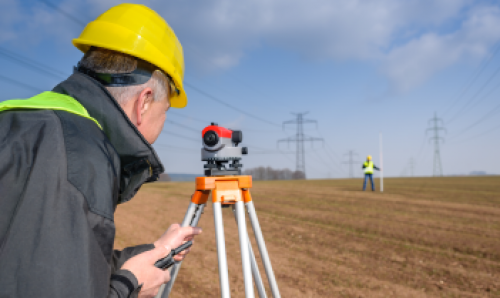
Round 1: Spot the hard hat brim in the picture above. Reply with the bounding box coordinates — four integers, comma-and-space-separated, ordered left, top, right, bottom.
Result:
73, 37, 187, 109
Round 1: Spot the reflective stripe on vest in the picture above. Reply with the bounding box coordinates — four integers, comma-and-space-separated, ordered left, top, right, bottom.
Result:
0, 91, 102, 129
364, 161, 374, 174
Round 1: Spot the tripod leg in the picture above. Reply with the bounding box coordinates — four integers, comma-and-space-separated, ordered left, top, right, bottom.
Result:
247, 237, 267, 298
246, 202, 281, 298
213, 202, 231, 298
232, 206, 267, 298
235, 201, 255, 298
158, 203, 203, 298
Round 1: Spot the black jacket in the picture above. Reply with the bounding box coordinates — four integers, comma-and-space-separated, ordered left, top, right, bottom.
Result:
0, 72, 165, 297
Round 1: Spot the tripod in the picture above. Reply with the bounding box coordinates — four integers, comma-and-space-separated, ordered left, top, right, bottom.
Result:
157, 175, 281, 298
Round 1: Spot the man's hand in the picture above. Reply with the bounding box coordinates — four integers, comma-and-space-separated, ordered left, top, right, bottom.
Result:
121, 246, 171, 298
154, 224, 202, 261
121, 224, 202, 298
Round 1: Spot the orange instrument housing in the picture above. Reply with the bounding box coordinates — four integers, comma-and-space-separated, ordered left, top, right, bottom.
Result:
191, 175, 253, 205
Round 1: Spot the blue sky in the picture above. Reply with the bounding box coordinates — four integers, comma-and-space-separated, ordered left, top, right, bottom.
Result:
1, 0, 500, 178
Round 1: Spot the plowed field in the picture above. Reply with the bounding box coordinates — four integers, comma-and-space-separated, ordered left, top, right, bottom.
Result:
114, 176, 500, 297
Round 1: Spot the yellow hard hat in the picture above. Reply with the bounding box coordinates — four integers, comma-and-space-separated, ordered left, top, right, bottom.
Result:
367, 155, 372, 160
72, 4, 187, 108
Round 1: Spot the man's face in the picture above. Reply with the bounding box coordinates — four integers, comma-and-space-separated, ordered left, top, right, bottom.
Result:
140, 95, 170, 144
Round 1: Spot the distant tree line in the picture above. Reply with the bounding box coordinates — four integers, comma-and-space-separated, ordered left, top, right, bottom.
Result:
243, 166, 305, 180
158, 173, 171, 181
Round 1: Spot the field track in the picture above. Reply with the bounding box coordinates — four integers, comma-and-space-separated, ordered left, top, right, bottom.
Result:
114, 176, 500, 297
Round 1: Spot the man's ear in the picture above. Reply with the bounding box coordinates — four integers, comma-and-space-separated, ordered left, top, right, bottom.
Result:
135, 87, 154, 126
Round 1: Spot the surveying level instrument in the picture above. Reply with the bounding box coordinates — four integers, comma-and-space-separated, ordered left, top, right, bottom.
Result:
157, 123, 281, 298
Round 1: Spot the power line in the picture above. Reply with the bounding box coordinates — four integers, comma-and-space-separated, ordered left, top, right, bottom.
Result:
159, 127, 330, 176
442, 40, 500, 117
446, 63, 500, 124
2, 53, 275, 149
153, 143, 199, 153
246, 145, 297, 168
315, 128, 346, 175
0, 40, 281, 135
275, 148, 297, 168
160, 130, 199, 143
10, 0, 345, 179
448, 100, 500, 141
166, 117, 296, 160
426, 112, 446, 176
1, 2, 299, 175
165, 119, 201, 133
452, 123, 500, 143
168, 111, 281, 133
184, 82, 281, 128
317, 149, 345, 177
0, 49, 282, 148
164, 120, 291, 157
321, 148, 345, 175
168, 111, 211, 125
33, 1, 285, 130
163, 119, 297, 159
0, 47, 69, 79
304, 148, 343, 178
40, 0, 86, 27
158, 128, 297, 172
459, 79, 500, 115
249, 151, 293, 155
165, 120, 282, 143
0, 74, 44, 94
239, 144, 293, 155
290, 125, 344, 176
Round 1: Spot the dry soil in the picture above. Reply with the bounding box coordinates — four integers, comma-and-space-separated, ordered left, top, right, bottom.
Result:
114, 176, 500, 297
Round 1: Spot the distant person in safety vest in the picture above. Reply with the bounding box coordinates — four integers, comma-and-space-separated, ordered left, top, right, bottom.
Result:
362, 155, 380, 191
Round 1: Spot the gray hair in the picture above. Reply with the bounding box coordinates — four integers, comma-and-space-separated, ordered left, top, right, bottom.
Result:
78, 47, 169, 105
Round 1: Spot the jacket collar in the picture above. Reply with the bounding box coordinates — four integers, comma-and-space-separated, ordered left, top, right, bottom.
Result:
52, 72, 165, 203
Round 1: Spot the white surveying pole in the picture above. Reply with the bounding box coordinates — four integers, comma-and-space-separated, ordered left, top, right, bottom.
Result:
379, 133, 384, 192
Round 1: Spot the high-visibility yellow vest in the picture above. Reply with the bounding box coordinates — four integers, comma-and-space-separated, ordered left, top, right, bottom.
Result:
364, 161, 374, 174
0, 91, 101, 129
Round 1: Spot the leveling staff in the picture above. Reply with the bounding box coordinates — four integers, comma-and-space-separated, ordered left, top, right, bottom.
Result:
0, 4, 201, 298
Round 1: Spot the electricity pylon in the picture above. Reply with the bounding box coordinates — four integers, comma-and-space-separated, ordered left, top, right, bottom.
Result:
277, 112, 323, 178
427, 112, 446, 177
343, 150, 359, 178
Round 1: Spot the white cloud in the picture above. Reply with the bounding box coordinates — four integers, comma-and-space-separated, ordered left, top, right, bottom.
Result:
155, 0, 500, 92
2, 0, 500, 93
154, 0, 475, 66
382, 5, 500, 93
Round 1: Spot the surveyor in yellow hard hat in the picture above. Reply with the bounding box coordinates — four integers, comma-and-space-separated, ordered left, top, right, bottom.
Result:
362, 155, 381, 191
0, 4, 201, 298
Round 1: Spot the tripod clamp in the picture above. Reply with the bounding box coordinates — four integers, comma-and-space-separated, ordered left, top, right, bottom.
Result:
155, 241, 193, 270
